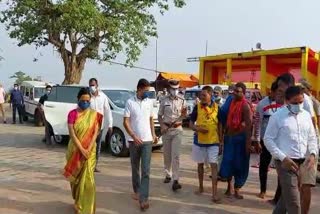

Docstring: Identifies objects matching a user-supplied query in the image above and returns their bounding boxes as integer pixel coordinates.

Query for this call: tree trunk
[61,53,86,85]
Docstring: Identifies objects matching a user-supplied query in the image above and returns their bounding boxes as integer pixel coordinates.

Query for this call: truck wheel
[34,110,43,127]
[108,128,129,157]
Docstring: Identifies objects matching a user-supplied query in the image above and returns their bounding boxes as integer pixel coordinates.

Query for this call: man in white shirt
[276,73,318,214]
[123,79,157,211]
[89,78,113,172]
[264,86,318,214]
[0,83,6,123]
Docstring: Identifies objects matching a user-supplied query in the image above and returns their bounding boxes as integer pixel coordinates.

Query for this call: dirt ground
[0,105,319,214]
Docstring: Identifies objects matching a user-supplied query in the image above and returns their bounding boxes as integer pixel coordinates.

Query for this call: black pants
[12,104,23,123]
[259,140,281,201]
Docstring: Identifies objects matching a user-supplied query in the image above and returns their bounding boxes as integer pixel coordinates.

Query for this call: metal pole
[155,39,158,91]
[205,40,208,56]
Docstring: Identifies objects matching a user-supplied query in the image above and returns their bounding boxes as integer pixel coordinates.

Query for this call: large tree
[0,0,185,84]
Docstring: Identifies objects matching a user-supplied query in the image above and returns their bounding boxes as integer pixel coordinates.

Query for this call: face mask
[14,87,18,90]
[89,86,97,94]
[141,91,149,100]
[214,95,221,100]
[78,100,91,110]
[46,90,51,95]
[289,103,303,114]
[169,89,179,97]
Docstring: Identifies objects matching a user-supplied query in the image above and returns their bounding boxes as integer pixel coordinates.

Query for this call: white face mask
[169,88,179,97]
[14,87,18,90]
[289,103,303,114]
[90,86,97,94]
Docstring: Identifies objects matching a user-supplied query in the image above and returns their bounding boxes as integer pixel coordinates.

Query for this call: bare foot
[194,187,204,195]
[234,192,244,200]
[225,189,233,198]
[212,196,222,204]
[131,193,139,200]
[258,192,265,199]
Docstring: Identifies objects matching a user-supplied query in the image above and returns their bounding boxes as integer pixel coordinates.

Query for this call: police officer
[158,79,187,191]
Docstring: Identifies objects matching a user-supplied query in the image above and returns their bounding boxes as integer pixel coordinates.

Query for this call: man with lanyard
[89,78,113,172]
[253,81,282,201]
[39,85,53,144]
[190,86,222,203]
[158,79,187,191]
[264,86,318,214]
[276,73,317,214]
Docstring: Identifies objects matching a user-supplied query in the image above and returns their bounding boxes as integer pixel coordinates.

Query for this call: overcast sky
[1,0,320,89]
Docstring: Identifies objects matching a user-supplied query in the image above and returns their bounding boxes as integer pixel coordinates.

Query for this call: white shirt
[264,107,318,161]
[303,93,315,117]
[124,96,153,142]
[90,90,113,129]
[0,87,5,104]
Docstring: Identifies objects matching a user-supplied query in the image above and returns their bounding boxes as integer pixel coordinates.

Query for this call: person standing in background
[0,83,7,123]
[10,83,24,124]
[213,86,225,106]
[158,79,187,192]
[39,85,53,144]
[88,78,113,173]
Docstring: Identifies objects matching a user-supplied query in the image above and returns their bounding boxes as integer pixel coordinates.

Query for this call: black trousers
[12,104,23,123]
[259,140,281,202]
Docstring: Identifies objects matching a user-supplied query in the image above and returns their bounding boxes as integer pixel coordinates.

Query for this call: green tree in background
[0,0,186,84]
[10,71,33,85]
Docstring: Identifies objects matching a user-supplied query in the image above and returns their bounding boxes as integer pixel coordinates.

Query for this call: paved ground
[0,106,319,214]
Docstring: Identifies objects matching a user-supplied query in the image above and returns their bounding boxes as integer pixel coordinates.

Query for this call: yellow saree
[63,109,102,214]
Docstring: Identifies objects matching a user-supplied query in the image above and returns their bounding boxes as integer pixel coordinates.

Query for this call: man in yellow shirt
[189,86,223,203]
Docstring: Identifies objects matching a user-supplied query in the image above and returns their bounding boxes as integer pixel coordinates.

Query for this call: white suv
[44,85,162,157]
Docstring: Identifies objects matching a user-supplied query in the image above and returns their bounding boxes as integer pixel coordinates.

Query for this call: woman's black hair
[77,87,91,100]
[285,86,303,100]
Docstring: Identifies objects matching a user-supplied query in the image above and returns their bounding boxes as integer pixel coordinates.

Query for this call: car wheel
[34,110,44,127]
[53,135,69,144]
[108,128,129,157]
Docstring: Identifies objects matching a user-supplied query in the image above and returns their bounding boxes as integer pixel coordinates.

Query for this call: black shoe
[94,168,101,173]
[3,121,7,124]
[172,180,182,192]
[164,176,171,183]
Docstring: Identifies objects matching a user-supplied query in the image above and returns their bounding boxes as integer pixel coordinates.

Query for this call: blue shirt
[10,90,24,105]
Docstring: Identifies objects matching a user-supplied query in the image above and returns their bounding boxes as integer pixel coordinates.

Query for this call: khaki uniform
[158,95,185,181]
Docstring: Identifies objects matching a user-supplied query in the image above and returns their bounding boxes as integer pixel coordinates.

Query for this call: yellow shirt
[196,103,219,144]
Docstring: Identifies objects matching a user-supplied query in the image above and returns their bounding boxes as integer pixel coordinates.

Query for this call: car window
[103,90,134,109]
[56,87,80,103]
[34,87,46,99]
[47,87,57,102]
[185,90,199,100]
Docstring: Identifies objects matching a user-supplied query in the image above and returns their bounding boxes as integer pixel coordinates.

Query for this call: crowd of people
[1,73,319,214]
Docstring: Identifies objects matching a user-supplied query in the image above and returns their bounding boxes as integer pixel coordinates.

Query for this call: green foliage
[0,0,186,65]
[10,71,33,85]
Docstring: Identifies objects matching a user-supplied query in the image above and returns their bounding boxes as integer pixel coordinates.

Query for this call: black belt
[291,158,305,165]
[164,122,182,128]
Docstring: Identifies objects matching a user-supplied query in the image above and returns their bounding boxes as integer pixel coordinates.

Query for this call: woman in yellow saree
[63,88,103,214]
